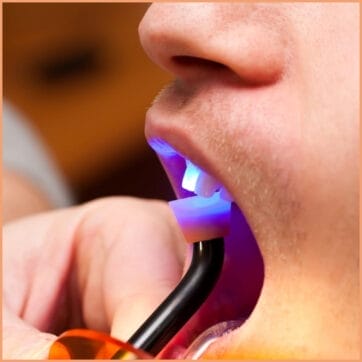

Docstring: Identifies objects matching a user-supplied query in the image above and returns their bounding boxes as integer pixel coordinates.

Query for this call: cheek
[201,82,304,231]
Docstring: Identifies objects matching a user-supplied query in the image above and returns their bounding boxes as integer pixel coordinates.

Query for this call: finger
[3,208,83,333]
[3,304,57,359]
[3,197,187,357]
[73,197,187,340]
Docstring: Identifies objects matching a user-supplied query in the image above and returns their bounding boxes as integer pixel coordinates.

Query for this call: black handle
[112,238,224,358]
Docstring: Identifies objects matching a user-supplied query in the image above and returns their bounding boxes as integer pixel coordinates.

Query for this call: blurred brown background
[3,3,175,203]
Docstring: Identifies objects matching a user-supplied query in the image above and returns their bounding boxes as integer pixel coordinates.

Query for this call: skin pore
[139,2,359,358]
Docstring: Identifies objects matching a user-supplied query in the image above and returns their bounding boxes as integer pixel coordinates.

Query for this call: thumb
[3,304,56,359]
[110,287,176,342]
[97,202,189,343]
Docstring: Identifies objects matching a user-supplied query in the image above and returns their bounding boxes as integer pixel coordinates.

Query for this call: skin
[3,2,359,359]
[3,197,187,358]
[139,2,359,359]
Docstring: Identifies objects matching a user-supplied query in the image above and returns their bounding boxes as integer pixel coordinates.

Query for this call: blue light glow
[182,191,231,216]
[148,138,178,156]
[182,159,202,193]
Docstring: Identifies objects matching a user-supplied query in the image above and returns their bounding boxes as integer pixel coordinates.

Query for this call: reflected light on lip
[148,138,178,157]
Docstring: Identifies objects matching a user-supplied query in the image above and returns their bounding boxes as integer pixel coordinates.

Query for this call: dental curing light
[114,161,231,357]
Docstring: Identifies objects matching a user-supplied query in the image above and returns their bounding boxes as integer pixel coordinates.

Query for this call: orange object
[48,329,153,360]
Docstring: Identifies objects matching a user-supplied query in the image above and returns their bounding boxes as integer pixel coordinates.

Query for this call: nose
[139,3,288,85]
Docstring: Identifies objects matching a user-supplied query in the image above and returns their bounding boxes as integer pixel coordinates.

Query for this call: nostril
[172,55,228,72]
[171,56,241,83]
[171,55,267,85]
[171,55,240,83]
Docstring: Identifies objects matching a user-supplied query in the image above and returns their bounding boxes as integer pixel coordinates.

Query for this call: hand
[3,197,187,359]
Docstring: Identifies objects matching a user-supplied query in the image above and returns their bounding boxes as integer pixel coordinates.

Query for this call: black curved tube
[112,238,224,358]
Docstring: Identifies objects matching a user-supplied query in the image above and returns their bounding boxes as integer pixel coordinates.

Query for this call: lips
[143,67,300,357]
[146,134,264,358]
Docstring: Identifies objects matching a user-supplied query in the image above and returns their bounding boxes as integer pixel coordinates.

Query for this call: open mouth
[149,138,265,359]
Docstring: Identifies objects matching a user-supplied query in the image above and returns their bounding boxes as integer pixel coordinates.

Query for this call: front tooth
[182,159,202,193]
[182,159,220,197]
[195,172,220,197]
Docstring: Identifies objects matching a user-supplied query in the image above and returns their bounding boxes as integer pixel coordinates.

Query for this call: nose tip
[139,3,288,85]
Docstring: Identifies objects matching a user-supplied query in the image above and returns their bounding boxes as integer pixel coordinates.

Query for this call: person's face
[139,3,359,359]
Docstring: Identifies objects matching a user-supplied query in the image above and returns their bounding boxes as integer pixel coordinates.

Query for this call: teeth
[182,159,234,202]
[195,172,221,197]
[182,160,202,193]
